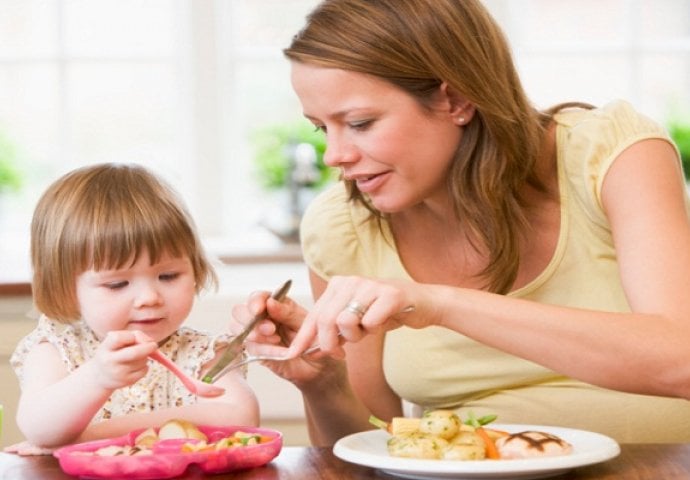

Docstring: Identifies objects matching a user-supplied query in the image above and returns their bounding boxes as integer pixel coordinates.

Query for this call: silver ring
[344,300,368,318]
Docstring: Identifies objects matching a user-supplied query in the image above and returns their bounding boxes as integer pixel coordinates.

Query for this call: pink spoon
[135,331,225,398]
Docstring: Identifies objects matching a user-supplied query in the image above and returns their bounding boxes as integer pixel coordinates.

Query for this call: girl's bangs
[86,207,194,272]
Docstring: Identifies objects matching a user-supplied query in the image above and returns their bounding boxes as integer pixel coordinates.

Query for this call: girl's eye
[160,272,180,282]
[105,281,128,290]
[313,124,326,133]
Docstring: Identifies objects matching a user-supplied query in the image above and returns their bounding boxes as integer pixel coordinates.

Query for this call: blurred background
[0,0,689,447]
[0,0,689,268]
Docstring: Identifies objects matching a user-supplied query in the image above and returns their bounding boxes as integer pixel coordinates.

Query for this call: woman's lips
[354,171,390,193]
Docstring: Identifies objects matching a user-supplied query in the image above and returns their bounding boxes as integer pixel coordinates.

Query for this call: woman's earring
[456,116,465,125]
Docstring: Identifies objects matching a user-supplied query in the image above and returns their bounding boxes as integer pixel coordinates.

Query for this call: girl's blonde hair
[31,163,217,322]
[285,0,557,293]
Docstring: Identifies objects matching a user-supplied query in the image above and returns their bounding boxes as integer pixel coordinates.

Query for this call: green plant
[0,131,22,193]
[251,120,336,190]
[668,120,690,181]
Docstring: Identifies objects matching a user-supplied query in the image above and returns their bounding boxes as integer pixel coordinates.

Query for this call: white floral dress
[11,315,231,423]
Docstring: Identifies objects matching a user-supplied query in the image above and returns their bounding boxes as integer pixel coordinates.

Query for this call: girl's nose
[134,283,163,307]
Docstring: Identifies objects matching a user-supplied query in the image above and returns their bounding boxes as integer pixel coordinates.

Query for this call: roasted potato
[387,431,449,459]
[419,409,461,440]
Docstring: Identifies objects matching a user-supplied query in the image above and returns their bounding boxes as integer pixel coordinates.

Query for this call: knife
[202,279,292,384]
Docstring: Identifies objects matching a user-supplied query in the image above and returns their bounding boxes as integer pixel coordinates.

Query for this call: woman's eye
[313,124,326,133]
[350,120,372,131]
[160,272,180,282]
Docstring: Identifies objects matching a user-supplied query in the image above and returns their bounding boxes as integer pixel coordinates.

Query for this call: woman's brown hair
[285,0,556,293]
[31,163,217,322]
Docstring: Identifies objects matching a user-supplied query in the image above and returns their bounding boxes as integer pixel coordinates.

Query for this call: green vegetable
[368,415,389,431]
[464,411,497,428]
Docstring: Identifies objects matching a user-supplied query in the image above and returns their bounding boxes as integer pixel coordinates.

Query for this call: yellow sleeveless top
[300,100,690,442]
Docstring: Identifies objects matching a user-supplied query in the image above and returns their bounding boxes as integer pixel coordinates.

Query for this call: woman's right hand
[231,290,347,388]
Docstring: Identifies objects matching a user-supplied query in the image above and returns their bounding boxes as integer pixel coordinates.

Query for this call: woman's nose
[322,133,357,167]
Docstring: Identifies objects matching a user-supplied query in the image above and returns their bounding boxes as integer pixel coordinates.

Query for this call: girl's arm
[16,332,157,447]
[18,336,258,448]
[77,368,259,443]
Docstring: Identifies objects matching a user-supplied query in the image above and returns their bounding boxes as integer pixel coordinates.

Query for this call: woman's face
[291,62,463,213]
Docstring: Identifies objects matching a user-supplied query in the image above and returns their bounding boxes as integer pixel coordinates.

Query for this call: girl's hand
[3,440,54,456]
[90,331,158,390]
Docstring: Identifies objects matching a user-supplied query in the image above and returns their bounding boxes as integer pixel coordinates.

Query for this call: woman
[237,0,690,445]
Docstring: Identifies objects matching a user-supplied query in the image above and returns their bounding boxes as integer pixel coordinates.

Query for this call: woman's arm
[437,138,690,398]
[288,138,690,400]
[301,270,402,446]
[232,270,403,446]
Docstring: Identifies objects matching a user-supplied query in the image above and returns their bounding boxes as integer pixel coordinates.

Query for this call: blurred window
[0,0,688,269]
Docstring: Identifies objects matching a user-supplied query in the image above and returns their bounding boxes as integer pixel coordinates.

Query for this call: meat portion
[495,431,573,459]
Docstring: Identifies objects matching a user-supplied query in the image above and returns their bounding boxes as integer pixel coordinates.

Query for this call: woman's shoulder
[555,100,669,146]
[554,100,674,220]
[300,182,391,278]
[301,182,353,232]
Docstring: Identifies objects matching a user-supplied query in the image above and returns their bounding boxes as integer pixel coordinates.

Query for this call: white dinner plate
[333,424,620,480]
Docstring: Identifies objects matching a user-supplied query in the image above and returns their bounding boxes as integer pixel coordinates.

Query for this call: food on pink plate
[180,430,273,453]
[72,419,273,457]
[54,424,284,479]
[157,418,207,442]
[92,418,209,455]
[495,430,573,459]
[133,427,158,448]
[83,444,154,457]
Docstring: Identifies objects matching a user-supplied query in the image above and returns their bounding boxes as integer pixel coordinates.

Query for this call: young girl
[7,163,258,454]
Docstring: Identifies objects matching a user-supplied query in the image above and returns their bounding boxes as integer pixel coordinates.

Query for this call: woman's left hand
[286,276,437,358]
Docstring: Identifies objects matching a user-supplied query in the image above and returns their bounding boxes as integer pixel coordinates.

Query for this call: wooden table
[2,444,690,479]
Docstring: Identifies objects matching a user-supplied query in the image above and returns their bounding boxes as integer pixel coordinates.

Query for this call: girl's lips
[130,318,164,325]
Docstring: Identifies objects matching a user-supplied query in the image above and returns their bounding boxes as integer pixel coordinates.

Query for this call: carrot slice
[476,427,500,459]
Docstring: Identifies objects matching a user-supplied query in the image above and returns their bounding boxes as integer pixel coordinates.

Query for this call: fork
[203,279,292,383]
[211,343,323,376]
[211,304,415,377]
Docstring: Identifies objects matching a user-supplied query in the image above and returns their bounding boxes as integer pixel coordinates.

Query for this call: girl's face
[291,62,463,213]
[75,250,196,342]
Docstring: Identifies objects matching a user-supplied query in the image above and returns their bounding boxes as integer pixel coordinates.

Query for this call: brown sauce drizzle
[503,431,568,452]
